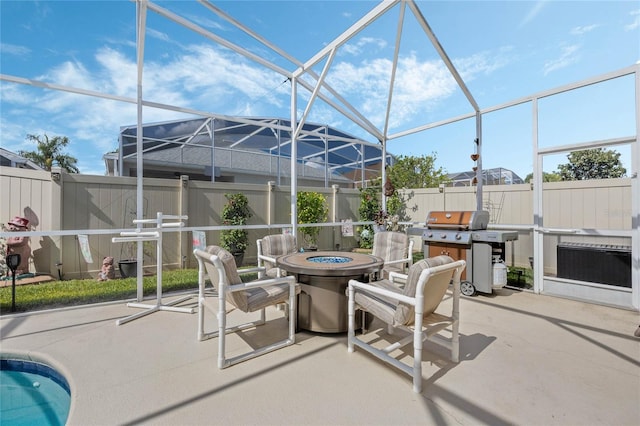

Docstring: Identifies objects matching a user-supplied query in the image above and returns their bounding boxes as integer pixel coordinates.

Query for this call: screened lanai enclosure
[0,0,638,311]
[111,116,390,187]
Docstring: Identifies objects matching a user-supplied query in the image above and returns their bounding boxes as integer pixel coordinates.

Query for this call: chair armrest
[388,271,408,285]
[257,254,277,264]
[237,266,266,275]
[348,279,415,306]
[194,248,215,262]
[384,257,411,267]
[228,275,296,292]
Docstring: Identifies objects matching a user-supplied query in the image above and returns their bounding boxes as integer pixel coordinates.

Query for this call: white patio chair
[194,245,300,369]
[256,234,297,279]
[347,255,466,393]
[372,231,414,280]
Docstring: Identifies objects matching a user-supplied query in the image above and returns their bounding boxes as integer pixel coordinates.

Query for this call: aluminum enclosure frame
[0,0,637,309]
[133,1,639,309]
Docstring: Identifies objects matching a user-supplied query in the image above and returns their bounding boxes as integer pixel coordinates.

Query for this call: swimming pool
[0,355,71,426]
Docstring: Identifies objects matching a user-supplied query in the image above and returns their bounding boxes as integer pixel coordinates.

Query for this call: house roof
[447,167,524,186]
[0,148,44,171]
[117,116,391,184]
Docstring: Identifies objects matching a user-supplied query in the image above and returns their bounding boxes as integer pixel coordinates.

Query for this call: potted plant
[220,193,252,266]
[373,209,389,233]
[297,191,328,250]
[118,244,138,278]
[118,240,155,278]
[118,197,151,278]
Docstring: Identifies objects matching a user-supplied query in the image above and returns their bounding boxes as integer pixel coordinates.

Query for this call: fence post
[267,181,276,227]
[50,167,64,278]
[179,175,189,268]
[332,184,340,250]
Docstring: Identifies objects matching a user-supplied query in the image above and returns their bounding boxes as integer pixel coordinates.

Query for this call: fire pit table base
[297,274,366,333]
[276,251,383,333]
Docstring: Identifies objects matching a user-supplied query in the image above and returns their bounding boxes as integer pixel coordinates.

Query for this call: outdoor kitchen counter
[276,251,383,333]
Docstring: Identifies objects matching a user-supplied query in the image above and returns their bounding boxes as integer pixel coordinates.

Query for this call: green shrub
[297,191,328,248]
[220,193,252,253]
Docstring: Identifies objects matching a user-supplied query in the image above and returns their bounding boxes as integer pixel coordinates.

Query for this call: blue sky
[1,0,638,179]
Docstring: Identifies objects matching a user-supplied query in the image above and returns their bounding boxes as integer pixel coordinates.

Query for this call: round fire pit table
[276,251,383,333]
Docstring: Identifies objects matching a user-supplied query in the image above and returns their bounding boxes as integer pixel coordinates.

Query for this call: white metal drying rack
[112,212,194,325]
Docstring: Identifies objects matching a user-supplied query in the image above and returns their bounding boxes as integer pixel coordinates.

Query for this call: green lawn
[506,266,533,289]
[0,269,201,314]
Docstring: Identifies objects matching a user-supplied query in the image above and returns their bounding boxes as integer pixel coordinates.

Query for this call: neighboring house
[104,116,391,188]
[446,167,524,187]
[0,148,44,171]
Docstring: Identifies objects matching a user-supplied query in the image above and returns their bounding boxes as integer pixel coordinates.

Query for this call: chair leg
[451,319,459,363]
[197,295,206,341]
[217,297,227,369]
[412,327,423,393]
[347,285,355,352]
[288,284,296,342]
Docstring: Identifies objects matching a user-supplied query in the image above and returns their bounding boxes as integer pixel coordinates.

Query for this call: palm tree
[19,133,79,173]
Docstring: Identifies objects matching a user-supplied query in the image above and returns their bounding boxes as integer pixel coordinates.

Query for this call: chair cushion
[373,232,409,275]
[245,283,300,313]
[262,234,297,273]
[394,255,453,326]
[204,245,299,313]
[354,279,403,325]
[204,245,247,311]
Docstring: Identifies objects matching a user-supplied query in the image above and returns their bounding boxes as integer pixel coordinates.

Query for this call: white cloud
[324,48,508,131]
[146,28,171,43]
[0,34,509,173]
[543,44,581,75]
[0,42,292,173]
[95,48,137,96]
[341,37,387,57]
[0,43,31,56]
[186,14,226,32]
[624,9,640,31]
[519,0,549,28]
[142,43,286,113]
[570,24,600,36]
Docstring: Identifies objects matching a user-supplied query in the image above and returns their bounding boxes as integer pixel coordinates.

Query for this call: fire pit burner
[308,256,352,264]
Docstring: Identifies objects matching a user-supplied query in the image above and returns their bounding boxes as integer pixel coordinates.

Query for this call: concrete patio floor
[1,287,638,425]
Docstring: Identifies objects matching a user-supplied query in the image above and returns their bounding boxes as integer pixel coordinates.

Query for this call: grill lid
[426,210,489,231]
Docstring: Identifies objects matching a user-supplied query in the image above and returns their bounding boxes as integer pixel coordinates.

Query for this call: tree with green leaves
[355,154,448,248]
[18,133,79,173]
[386,154,449,189]
[220,193,252,254]
[524,172,562,183]
[385,153,449,227]
[297,191,328,249]
[557,148,626,181]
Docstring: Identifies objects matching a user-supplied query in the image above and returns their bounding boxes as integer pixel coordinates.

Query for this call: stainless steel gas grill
[410,210,518,296]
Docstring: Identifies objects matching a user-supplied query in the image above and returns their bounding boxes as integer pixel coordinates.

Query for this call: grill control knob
[440,233,447,239]
[426,232,433,238]
[455,233,462,240]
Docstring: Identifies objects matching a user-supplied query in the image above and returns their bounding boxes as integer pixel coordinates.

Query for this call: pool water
[0,359,71,426]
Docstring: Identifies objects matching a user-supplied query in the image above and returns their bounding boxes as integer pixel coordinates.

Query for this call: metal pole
[290,77,298,240]
[11,270,16,312]
[7,253,20,312]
